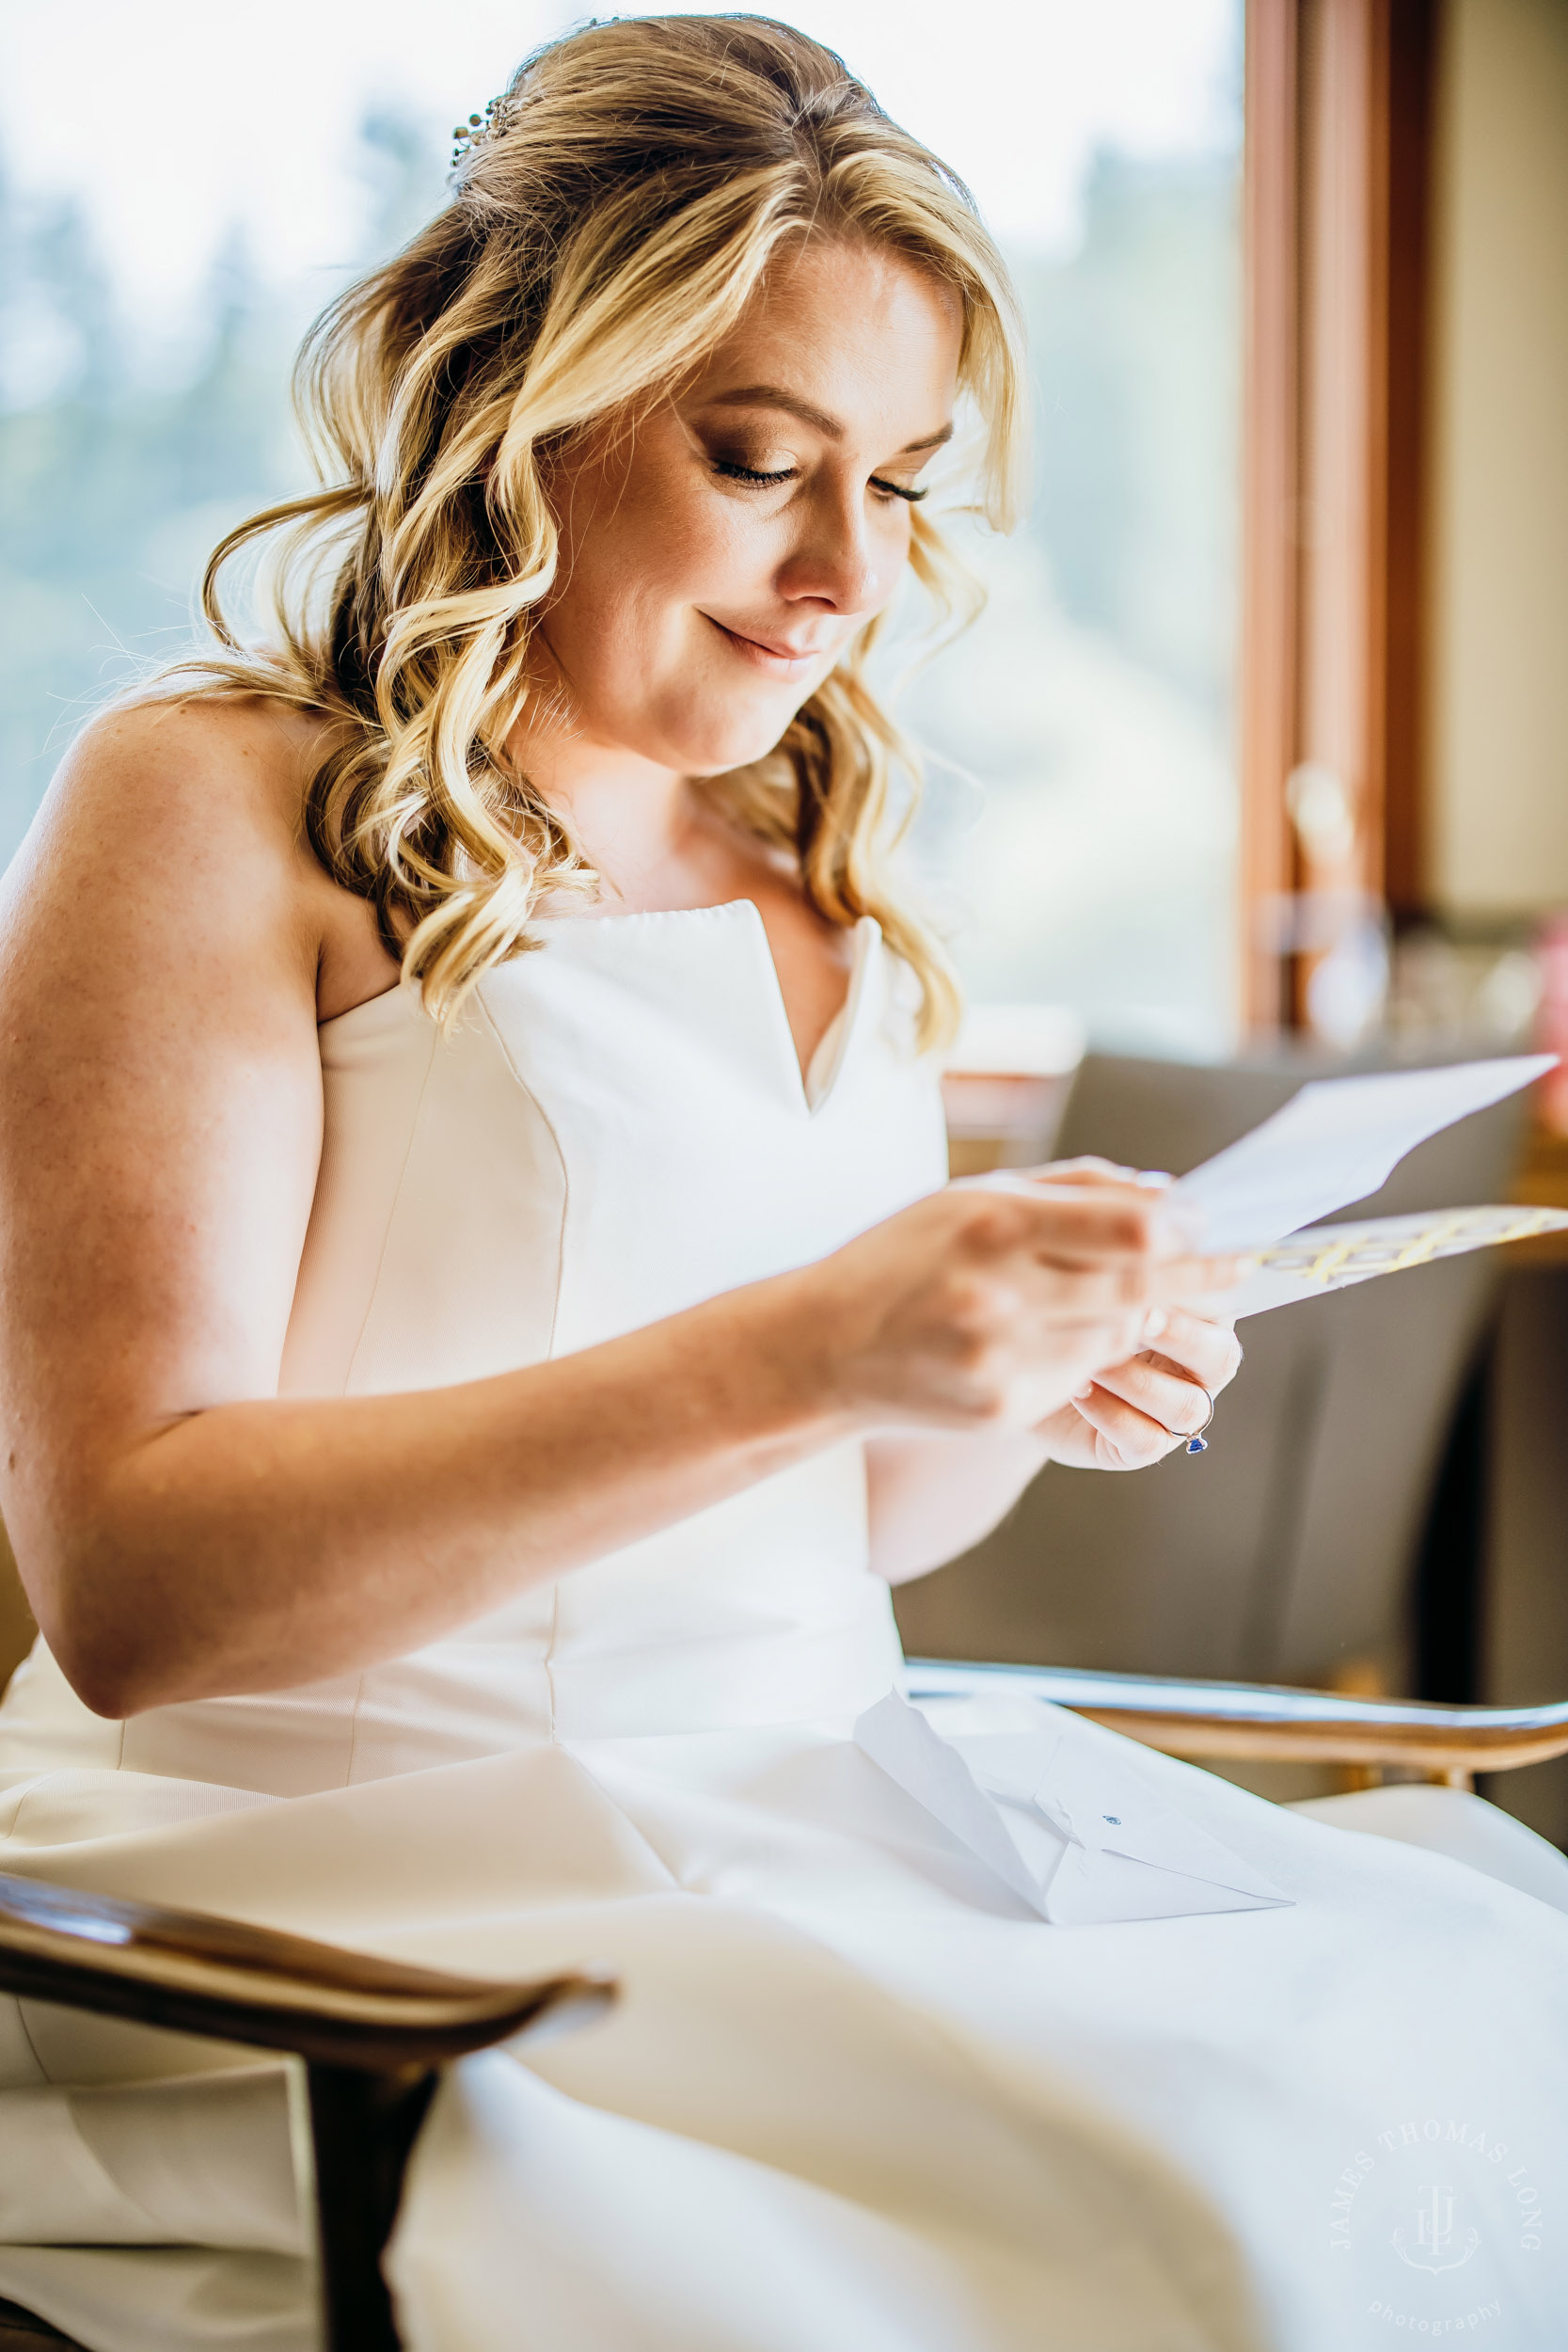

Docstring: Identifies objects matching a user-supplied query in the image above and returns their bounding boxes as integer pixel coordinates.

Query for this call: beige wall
[1428,0,1568,915]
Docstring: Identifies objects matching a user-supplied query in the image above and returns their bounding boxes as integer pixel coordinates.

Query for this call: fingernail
[1073,1382,1095,1400]
[1142,1308,1167,1342]
[1132,1168,1174,1188]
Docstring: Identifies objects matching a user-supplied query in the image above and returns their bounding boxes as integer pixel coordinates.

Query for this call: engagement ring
[1183,1388,1215,1455]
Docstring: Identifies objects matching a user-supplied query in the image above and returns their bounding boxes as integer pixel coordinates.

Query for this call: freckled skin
[528,240,957,780]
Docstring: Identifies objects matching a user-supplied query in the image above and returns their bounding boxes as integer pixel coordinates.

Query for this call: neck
[506,707,695,911]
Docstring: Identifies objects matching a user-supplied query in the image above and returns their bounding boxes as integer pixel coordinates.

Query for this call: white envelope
[1170,1054,1555,1254]
[854,1690,1291,1926]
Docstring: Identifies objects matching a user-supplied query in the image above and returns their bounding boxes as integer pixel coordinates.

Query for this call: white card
[854,1691,1291,1926]
[1227,1203,1568,1318]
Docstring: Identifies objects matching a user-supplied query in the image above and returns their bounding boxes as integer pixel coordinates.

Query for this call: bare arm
[0,702,1243,1717]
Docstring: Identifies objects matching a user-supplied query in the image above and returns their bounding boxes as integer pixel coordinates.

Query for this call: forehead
[684,239,962,439]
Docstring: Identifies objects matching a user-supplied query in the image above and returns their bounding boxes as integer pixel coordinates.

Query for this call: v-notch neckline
[733,899,878,1118]
[320,899,882,1120]
[526,897,879,1114]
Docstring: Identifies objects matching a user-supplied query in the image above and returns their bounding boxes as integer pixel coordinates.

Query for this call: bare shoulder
[5,691,311,943]
[0,692,359,1573]
[0,691,389,1021]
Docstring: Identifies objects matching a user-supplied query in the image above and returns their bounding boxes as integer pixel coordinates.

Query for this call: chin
[662,690,816,778]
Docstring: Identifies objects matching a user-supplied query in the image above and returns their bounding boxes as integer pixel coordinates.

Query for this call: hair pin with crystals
[451,96,504,171]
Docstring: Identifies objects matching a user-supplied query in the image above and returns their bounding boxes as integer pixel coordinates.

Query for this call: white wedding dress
[1,902,1566,2352]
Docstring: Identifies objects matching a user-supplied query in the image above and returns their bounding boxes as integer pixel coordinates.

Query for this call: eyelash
[712,459,927,505]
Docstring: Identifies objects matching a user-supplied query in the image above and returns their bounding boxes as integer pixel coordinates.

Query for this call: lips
[703,615,833,674]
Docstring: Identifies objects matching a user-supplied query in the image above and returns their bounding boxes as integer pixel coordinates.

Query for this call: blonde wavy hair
[185,12,1026,1045]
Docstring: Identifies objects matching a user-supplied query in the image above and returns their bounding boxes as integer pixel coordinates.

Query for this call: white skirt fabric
[2,1706,1566,2352]
[2,908,1564,2350]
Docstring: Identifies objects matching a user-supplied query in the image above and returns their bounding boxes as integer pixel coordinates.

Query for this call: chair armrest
[0,1870,614,2071]
[902,1659,1568,1777]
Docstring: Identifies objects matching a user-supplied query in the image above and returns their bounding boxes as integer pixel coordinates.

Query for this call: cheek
[552,486,744,661]
[638,496,761,612]
[538,462,842,767]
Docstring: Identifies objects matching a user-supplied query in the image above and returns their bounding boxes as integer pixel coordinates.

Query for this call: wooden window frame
[1241,0,1438,1032]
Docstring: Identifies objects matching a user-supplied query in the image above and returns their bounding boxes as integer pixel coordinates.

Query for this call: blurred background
[2,3,1566,1829]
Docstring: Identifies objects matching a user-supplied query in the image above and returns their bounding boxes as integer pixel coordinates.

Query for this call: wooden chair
[6,1657,1568,2351]
[0,1879,614,2352]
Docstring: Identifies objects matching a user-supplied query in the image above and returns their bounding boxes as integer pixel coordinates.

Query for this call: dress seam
[544,1586,561,1744]
[340,1014,442,1392]
[343,1673,369,1788]
[473,984,570,1741]
[338,1013,439,1787]
[473,985,570,1364]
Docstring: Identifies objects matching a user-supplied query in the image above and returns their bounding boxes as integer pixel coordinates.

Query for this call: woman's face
[531,238,963,778]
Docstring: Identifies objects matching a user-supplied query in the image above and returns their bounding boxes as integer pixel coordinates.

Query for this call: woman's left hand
[1034,1307,1243,1471]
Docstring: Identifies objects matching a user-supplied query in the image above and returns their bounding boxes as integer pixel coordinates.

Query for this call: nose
[775,482,888,619]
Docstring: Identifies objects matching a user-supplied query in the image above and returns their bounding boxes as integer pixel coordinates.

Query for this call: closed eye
[714,460,799,487]
[714,459,927,505]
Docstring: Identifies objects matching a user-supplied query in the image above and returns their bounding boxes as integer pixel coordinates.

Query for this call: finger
[1087,1355,1215,1436]
[1017,1192,1244,1279]
[1137,1307,1243,1390]
[958,1184,1178,1272]
[1017,1157,1173,1189]
[976,1169,1172,1222]
[952,1184,1253,1312]
[950,1175,1165,1260]
[1028,1251,1256,1321]
[1148,1253,1254,1303]
[1069,1383,1180,1466]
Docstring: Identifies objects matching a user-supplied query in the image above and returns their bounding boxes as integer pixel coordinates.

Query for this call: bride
[0,17,1563,2349]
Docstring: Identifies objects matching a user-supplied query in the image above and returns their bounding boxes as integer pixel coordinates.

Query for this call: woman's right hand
[793,1169,1250,1436]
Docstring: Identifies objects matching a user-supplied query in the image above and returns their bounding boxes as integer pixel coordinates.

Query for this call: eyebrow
[698,383,954,456]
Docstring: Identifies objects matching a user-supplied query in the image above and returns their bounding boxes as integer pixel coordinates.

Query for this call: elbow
[8,1455,216,1717]
[16,1531,176,1722]
[43,1612,165,1722]
[57,1650,152,1724]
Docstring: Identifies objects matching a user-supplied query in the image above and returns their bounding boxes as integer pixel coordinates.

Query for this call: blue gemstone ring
[1184,1387,1216,1456]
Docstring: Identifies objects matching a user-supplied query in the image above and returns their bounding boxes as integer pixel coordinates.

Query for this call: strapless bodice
[0,904,946,1791]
